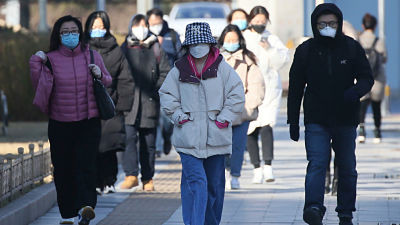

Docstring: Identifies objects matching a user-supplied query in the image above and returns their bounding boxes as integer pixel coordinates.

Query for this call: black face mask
[251,24,266,34]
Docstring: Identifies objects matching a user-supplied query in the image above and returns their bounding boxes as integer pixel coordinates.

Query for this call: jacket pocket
[206,113,232,147]
[172,120,197,149]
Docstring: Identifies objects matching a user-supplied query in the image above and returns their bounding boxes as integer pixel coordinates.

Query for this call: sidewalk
[30,112,400,225]
[164,113,400,225]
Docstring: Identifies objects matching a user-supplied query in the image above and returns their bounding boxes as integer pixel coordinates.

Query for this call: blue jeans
[225,121,250,177]
[179,153,225,225]
[304,124,357,218]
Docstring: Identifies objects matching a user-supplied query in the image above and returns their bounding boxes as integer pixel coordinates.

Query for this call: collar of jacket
[58,43,85,57]
[126,34,158,48]
[176,52,223,84]
[222,49,244,61]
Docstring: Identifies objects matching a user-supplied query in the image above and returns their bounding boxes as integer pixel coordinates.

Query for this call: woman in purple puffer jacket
[29,15,111,225]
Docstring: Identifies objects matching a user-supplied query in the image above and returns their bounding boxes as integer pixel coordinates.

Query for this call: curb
[0,183,56,225]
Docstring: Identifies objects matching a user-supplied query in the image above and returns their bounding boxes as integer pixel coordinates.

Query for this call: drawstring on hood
[311,3,344,44]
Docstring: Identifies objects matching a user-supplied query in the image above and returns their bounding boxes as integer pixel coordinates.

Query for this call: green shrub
[0,31,49,121]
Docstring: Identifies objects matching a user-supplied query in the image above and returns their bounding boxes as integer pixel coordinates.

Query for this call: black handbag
[90,50,116,120]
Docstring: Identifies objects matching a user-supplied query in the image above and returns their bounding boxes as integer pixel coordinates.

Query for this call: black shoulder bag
[90,50,116,120]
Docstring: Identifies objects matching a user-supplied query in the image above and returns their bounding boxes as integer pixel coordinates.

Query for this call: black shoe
[339,217,353,225]
[163,139,172,155]
[303,207,323,225]
[358,124,366,143]
[78,206,95,225]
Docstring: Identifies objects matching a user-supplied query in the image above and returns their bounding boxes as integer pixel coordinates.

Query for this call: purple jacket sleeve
[29,54,53,114]
[29,55,44,90]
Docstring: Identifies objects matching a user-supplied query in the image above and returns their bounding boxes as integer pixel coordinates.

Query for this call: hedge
[0,30,49,121]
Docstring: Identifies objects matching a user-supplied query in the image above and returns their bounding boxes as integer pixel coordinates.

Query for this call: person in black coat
[146,8,183,156]
[287,3,374,224]
[120,14,170,191]
[84,11,135,194]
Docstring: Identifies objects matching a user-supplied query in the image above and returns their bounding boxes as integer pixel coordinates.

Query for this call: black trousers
[48,118,101,218]
[122,125,156,181]
[360,99,382,129]
[247,125,274,168]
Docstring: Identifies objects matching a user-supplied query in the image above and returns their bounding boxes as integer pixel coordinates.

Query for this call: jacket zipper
[72,55,79,121]
[327,49,333,76]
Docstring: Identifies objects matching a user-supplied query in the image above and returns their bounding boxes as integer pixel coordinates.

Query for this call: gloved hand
[290,124,300,142]
[88,64,102,79]
[344,87,359,103]
[35,51,47,63]
[215,120,229,129]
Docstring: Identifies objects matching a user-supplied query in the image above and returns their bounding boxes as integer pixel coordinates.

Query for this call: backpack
[364,37,381,78]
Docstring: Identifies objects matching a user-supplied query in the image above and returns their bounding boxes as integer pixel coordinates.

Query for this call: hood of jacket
[159,20,170,37]
[89,35,119,54]
[311,3,344,43]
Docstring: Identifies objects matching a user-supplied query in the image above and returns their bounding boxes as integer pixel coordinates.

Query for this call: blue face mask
[231,20,248,31]
[90,29,107,38]
[61,33,80,49]
[223,42,240,53]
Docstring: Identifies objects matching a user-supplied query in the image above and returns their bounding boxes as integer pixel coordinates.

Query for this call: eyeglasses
[60,30,79,35]
[317,21,338,29]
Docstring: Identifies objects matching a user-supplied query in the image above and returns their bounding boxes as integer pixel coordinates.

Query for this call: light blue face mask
[223,42,240,53]
[61,33,80,49]
[90,29,107,38]
[231,20,248,31]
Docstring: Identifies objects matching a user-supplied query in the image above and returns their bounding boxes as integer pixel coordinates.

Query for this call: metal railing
[0,142,52,206]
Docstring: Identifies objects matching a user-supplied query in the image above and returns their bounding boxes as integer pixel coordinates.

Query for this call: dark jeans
[122,125,156,181]
[48,118,100,218]
[96,151,118,189]
[180,153,225,225]
[247,125,274,168]
[304,124,357,218]
[360,99,382,128]
[156,110,173,151]
[225,121,250,177]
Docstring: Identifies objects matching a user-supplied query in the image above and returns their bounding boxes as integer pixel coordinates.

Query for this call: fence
[0,142,52,206]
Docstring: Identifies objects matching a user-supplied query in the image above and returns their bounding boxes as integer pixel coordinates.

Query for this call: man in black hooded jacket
[287,4,374,225]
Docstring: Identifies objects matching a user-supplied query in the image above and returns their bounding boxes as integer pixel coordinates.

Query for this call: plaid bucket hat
[182,22,217,46]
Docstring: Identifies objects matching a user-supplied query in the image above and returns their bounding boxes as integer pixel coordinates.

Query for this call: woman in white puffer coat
[243,6,289,184]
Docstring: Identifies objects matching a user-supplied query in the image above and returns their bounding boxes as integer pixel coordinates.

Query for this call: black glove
[344,87,359,103]
[290,124,300,142]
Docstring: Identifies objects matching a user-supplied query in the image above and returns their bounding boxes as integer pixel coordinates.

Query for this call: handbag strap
[89,49,94,64]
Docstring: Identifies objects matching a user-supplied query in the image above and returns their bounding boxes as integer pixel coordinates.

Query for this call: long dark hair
[218,24,257,65]
[84,11,111,42]
[226,8,248,23]
[248,6,270,23]
[49,15,86,52]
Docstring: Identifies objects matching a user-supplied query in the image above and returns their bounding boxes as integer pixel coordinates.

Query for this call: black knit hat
[182,22,217,46]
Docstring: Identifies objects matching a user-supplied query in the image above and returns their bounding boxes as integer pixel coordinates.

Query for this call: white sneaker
[357,135,366,143]
[373,137,382,144]
[59,218,74,224]
[225,169,231,190]
[230,176,240,189]
[103,185,116,194]
[78,206,95,225]
[252,167,263,184]
[264,165,275,182]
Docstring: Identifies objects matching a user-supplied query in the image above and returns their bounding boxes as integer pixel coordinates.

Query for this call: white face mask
[319,26,337,38]
[131,26,149,41]
[189,44,210,58]
[149,24,163,35]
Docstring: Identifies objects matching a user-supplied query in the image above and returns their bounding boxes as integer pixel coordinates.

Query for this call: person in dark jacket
[287,4,374,225]
[146,8,182,156]
[84,11,135,194]
[120,14,170,191]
